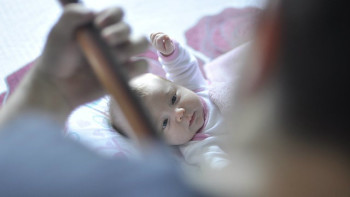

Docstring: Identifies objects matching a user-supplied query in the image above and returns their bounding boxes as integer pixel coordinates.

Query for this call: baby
[109,32,229,169]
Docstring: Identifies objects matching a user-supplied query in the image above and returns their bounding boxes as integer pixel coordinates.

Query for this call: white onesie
[158,41,229,169]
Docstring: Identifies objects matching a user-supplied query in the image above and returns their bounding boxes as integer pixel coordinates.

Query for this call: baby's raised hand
[150,32,175,56]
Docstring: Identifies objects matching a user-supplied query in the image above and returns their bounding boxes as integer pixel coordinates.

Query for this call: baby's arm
[150,32,206,91]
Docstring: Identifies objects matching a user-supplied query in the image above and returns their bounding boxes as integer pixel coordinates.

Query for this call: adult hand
[0,4,149,127]
[36,4,149,109]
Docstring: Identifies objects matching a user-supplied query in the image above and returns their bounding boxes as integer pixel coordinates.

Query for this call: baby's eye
[171,94,177,105]
[162,119,168,130]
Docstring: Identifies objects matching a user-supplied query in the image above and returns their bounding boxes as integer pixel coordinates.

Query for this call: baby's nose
[175,108,185,122]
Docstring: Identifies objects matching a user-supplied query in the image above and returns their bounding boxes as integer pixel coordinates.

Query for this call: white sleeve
[158,41,207,91]
[180,137,230,169]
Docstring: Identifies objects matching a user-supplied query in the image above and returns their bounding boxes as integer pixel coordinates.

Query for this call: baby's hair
[108,73,157,137]
[129,80,150,99]
[108,89,147,138]
[129,73,166,98]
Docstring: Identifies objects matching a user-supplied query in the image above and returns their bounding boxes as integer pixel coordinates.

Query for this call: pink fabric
[185,7,261,59]
[204,42,252,114]
[6,62,34,94]
[191,133,210,141]
[185,7,261,114]
[0,61,34,108]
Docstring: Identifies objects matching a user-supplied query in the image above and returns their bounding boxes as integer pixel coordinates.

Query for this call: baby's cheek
[164,129,191,145]
[164,129,179,145]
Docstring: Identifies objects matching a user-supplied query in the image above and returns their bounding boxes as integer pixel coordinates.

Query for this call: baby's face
[132,74,205,145]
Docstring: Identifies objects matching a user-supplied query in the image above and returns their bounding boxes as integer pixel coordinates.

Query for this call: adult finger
[102,22,131,46]
[150,32,163,42]
[125,59,149,78]
[94,7,124,29]
[113,36,149,62]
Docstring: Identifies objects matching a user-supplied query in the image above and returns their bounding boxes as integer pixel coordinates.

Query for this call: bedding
[0,7,261,157]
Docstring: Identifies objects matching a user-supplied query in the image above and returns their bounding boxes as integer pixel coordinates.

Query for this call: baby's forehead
[146,78,173,98]
[136,74,172,92]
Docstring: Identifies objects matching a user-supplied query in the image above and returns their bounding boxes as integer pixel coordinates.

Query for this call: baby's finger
[151,35,158,47]
[164,39,174,52]
[155,34,166,50]
[94,7,124,29]
[102,22,131,46]
[113,36,149,62]
[150,32,163,42]
[150,33,156,41]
